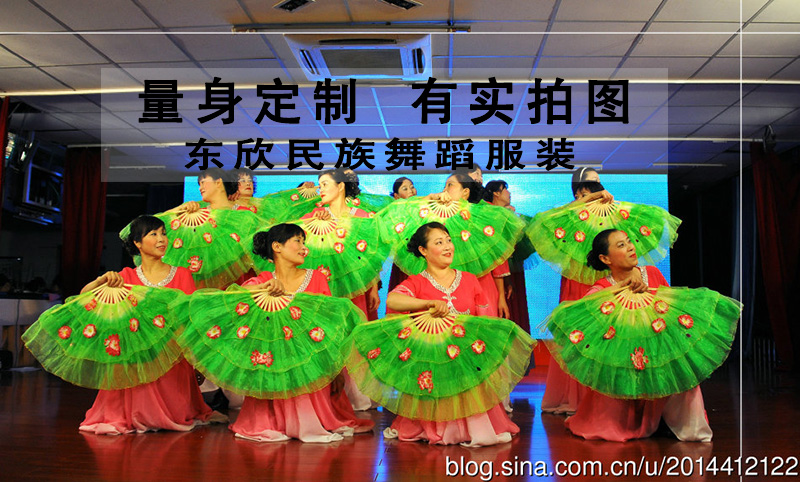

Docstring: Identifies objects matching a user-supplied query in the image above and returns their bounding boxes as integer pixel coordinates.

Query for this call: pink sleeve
[242,271,273,286]
[491,260,510,278]
[475,289,491,316]
[301,207,325,220]
[585,285,603,296]
[169,267,197,295]
[311,270,332,296]
[391,276,418,298]
[647,266,669,288]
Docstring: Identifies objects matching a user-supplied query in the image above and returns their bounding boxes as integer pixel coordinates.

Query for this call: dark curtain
[0,96,9,233]
[751,142,800,369]
[62,148,107,297]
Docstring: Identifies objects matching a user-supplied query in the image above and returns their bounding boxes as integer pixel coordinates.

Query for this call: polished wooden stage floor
[1,361,797,481]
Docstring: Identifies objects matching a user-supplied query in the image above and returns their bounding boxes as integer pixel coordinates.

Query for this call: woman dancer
[387,176,418,292]
[348,223,532,446]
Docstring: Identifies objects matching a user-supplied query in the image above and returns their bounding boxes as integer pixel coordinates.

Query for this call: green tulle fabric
[346,312,534,421]
[376,198,526,277]
[526,199,682,284]
[22,284,186,390]
[121,208,259,289]
[258,188,392,223]
[173,286,365,399]
[546,285,741,399]
[247,213,390,299]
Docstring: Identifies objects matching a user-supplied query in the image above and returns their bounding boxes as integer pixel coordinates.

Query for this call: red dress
[385,270,520,446]
[80,266,218,435]
[229,269,375,442]
[564,265,713,442]
[476,261,510,318]
[540,277,593,414]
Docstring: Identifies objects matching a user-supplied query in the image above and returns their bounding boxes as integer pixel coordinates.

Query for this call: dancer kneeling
[347,223,534,447]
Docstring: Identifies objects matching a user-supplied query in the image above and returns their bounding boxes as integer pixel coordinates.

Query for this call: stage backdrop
[183,173,670,336]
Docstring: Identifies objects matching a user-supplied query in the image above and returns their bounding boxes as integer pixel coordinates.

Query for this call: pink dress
[564,265,713,442]
[80,266,217,435]
[229,269,375,442]
[385,270,520,446]
[540,277,592,414]
[476,261,511,318]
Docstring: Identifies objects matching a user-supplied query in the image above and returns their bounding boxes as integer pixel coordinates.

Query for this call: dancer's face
[318,174,344,204]
[469,168,483,184]
[273,235,308,266]
[135,226,168,258]
[443,176,469,201]
[493,186,511,206]
[394,179,417,199]
[419,228,454,267]
[599,231,638,270]
[198,175,222,202]
[237,174,254,198]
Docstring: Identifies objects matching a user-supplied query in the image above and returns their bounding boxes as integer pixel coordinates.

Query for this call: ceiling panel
[720,23,800,57]
[621,57,709,80]
[633,23,737,57]
[753,0,800,22]
[136,0,249,28]
[175,33,276,62]
[545,23,643,57]
[0,34,108,66]
[35,0,157,31]
[0,2,67,31]
[694,56,795,80]
[455,1,554,22]
[0,67,70,92]
[654,0,769,22]
[87,32,191,63]
[453,33,544,57]
[554,0,662,22]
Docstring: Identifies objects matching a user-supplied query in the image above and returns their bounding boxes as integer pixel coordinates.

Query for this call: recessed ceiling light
[378,0,422,10]
[274,0,314,13]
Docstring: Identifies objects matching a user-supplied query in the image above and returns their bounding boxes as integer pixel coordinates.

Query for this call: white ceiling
[2,0,799,185]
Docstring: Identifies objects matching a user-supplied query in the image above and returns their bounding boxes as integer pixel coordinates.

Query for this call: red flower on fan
[202,232,213,244]
[351,198,361,206]
[317,266,332,281]
[152,315,166,329]
[248,206,257,213]
[368,212,376,218]
[206,325,221,339]
[654,300,669,314]
[236,302,250,316]
[170,219,181,230]
[84,299,97,311]
[129,318,139,332]
[631,347,649,370]
[237,326,250,339]
[651,318,666,333]
[600,301,615,315]
[188,255,203,273]
[451,325,465,337]
[83,324,97,338]
[578,210,590,221]
[336,228,347,238]
[460,210,471,221]
[461,230,471,242]
[574,231,586,243]
[554,227,566,239]
[283,326,294,339]
[483,226,495,237]
[290,193,300,201]
[309,327,325,342]
[356,240,367,252]
[639,225,652,236]
[315,201,324,208]
[399,348,412,361]
[250,350,273,367]
[419,207,430,218]
[569,330,584,344]
[104,334,121,357]
[58,326,72,340]
[127,294,138,307]
[209,219,217,228]
[394,223,406,234]
[230,233,240,242]
[289,306,302,320]
[446,345,460,359]
[619,209,630,220]
[173,238,183,249]
[678,314,694,329]
[398,327,412,339]
[603,326,616,339]
[367,348,381,359]
[471,340,486,354]
[333,242,345,254]
[418,370,433,393]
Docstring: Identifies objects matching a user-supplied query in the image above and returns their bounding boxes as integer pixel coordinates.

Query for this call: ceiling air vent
[285,34,431,81]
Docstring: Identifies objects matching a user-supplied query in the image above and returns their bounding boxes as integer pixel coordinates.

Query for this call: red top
[120,266,196,295]
[559,277,593,302]
[301,206,370,220]
[586,265,668,295]
[242,269,331,296]
[391,270,490,316]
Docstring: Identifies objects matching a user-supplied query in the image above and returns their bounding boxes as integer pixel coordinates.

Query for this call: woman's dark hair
[571,167,599,196]
[407,222,450,258]
[125,215,166,257]
[586,229,620,271]
[573,180,605,196]
[252,223,307,262]
[391,176,413,196]
[447,173,483,204]
[199,168,238,196]
[482,179,508,202]
[319,168,361,198]
[233,169,257,192]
